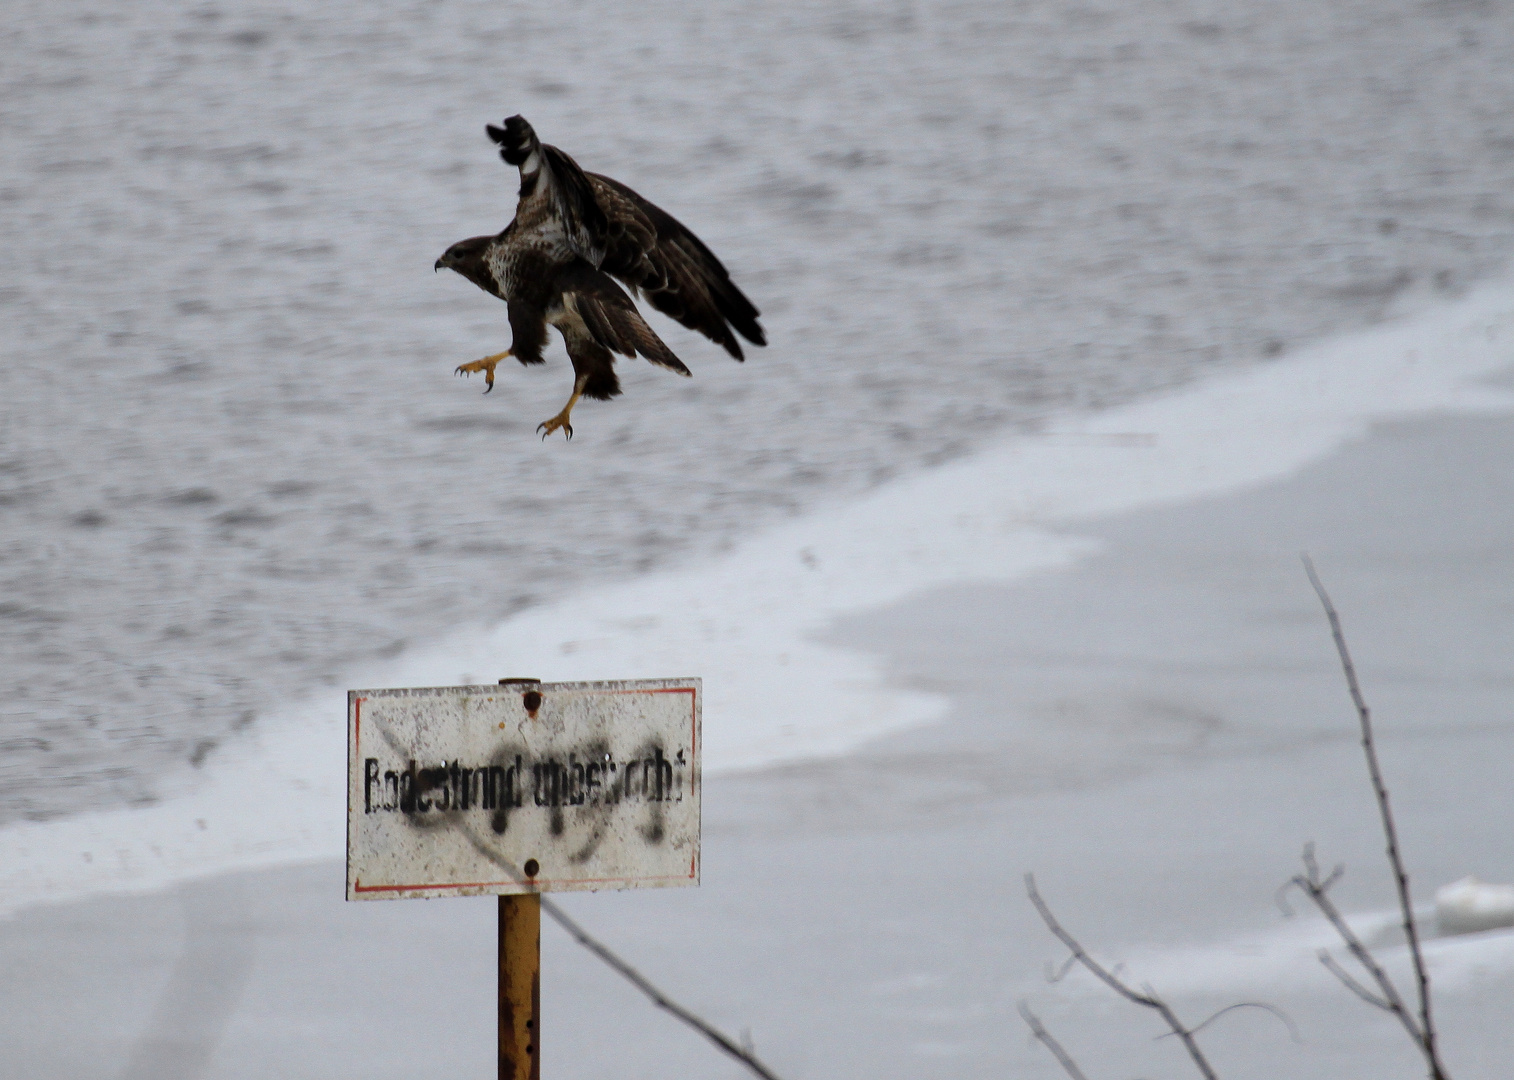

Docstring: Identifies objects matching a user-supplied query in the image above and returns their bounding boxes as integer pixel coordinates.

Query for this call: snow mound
[1436,877,1514,937]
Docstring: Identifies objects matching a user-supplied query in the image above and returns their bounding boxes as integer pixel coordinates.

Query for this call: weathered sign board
[347,678,700,899]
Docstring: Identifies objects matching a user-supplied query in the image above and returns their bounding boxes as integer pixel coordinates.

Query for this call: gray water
[4,0,1514,825]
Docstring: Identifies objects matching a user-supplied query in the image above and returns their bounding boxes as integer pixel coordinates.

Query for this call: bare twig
[1301,555,1447,1080]
[460,822,785,1080]
[1044,954,1079,984]
[540,897,786,1080]
[1026,873,1220,1080]
[1296,845,1415,1019]
[1287,845,1427,1047]
[1018,1001,1092,1080]
[1289,848,1429,1048]
[1318,949,1393,1011]
[1163,1001,1302,1044]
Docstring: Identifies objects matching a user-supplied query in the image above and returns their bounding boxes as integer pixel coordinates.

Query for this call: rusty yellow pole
[499,893,541,1080]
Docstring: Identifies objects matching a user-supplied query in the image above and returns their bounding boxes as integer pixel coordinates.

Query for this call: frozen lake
[4,325,1512,1079]
[6,3,1514,1075]
[6,0,1514,824]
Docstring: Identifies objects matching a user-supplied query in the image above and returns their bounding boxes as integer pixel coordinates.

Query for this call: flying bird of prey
[435,115,765,438]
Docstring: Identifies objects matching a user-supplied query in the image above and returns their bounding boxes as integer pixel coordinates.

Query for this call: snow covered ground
[3,272,1513,1080]
[5,276,1513,915]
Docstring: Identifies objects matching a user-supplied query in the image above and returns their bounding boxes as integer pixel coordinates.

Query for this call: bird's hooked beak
[434,257,444,272]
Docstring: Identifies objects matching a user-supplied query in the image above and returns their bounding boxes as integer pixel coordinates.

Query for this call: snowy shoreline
[4,281,1514,919]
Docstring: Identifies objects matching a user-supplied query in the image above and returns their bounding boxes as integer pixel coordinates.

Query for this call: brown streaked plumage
[435,115,764,438]
[486,115,765,361]
[435,233,686,440]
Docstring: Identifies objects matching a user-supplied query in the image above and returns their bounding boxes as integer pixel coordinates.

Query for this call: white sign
[346,679,700,899]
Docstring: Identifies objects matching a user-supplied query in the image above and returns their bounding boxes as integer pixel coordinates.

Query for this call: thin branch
[459,822,786,1080]
[1026,874,1219,1080]
[1318,950,1394,1011]
[1274,880,1297,919]
[1044,954,1079,984]
[1160,1001,1303,1045]
[540,897,787,1080]
[1285,844,1422,1046]
[1304,845,1346,895]
[1302,556,1448,1080]
[1018,1001,1092,1080]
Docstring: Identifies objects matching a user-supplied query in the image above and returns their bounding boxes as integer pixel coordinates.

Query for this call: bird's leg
[537,374,588,441]
[455,351,510,393]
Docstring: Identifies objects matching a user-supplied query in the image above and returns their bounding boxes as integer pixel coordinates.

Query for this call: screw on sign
[347,677,701,1080]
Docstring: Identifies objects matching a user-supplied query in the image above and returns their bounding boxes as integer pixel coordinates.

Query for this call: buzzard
[435,116,765,438]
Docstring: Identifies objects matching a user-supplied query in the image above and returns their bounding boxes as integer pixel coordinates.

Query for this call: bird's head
[435,235,490,273]
[435,235,499,296]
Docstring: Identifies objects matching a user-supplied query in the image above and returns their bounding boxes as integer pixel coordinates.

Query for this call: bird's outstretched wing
[486,115,765,361]
[587,172,765,361]
[486,116,607,265]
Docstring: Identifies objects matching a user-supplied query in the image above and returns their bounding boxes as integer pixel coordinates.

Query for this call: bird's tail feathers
[629,315,691,376]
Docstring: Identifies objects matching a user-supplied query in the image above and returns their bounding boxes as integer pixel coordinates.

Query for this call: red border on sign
[351,868,695,893]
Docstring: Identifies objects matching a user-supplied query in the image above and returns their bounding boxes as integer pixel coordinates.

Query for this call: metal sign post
[346,677,701,1079]
[498,891,540,1080]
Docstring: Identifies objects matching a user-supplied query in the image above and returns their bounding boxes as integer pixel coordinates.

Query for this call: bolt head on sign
[347,679,700,900]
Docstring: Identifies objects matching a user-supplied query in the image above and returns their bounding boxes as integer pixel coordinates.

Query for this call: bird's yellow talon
[536,374,586,442]
[453,351,509,394]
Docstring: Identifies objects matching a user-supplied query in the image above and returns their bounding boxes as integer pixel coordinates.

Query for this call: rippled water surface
[4,0,1514,823]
